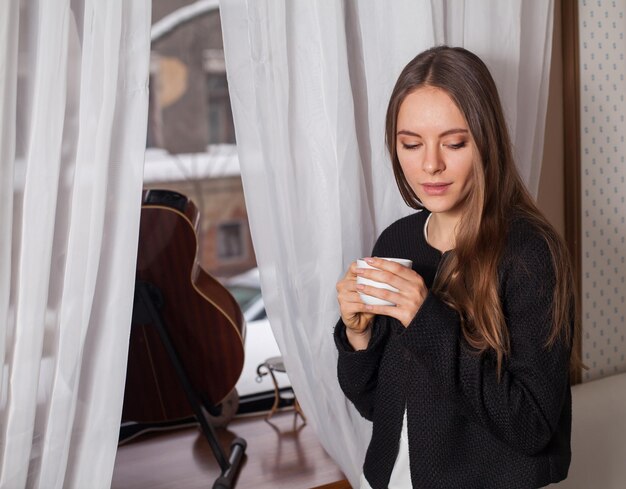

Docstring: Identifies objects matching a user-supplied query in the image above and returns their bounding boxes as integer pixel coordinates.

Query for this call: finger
[356,285,421,322]
[355,282,400,303]
[356,278,425,313]
[367,257,414,275]
[361,302,401,318]
[362,300,419,328]
[337,277,364,296]
[357,259,426,290]
[341,300,375,318]
[336,278,349,293]
[340,290,374,305]
[355,266,407,290]
[346,261,362,278]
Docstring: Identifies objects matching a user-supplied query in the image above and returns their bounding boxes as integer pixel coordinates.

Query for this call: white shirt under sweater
[359,211,432,489]
[359,409,410,489]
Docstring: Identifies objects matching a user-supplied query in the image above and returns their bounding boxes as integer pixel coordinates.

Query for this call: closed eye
[446,141,467,150]
[401,143,422,150]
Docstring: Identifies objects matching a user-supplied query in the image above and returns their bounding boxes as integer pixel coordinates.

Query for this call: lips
[421,182,452,196]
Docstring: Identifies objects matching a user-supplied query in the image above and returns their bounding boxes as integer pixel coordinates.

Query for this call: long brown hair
[385,46,581,376]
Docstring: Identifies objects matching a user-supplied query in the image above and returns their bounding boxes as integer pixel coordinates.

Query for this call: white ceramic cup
[356,257,413,306]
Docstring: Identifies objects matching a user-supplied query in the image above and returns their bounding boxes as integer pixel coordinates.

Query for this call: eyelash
[401,143,421,150]
[400,141,467,150]
[447,141,466,150]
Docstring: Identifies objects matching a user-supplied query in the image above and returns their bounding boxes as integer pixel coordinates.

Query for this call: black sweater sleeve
[334,315,390,420]
[333,233,395,421]
[401,233,572,455]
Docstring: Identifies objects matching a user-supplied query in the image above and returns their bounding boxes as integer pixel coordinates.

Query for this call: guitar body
[122,189,245,423]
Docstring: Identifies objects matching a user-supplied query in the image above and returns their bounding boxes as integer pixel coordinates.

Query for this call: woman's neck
[426,212,459,253]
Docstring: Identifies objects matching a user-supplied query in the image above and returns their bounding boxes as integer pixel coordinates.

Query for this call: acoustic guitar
[122,189,246,424]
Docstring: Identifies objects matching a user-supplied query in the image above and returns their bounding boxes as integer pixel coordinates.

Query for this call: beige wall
[542,0,626,382]
[577,0,626,381]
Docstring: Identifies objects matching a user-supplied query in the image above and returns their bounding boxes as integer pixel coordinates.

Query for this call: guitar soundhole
[144,189,188,213]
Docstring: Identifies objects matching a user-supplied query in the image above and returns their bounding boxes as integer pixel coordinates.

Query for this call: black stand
[132,280,246,489]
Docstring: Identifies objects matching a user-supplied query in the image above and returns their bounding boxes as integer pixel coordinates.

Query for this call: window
[204,49,236,144]
[217,220,247,261]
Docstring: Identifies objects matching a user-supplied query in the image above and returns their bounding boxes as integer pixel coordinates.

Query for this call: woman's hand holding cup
[337,257,428,351]
[355,257,427,328]
[336,261,378,350]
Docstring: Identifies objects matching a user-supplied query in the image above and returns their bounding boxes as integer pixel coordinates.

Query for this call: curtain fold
[220,1,554,485]
[0,0,19,435]
[0,1,151,488]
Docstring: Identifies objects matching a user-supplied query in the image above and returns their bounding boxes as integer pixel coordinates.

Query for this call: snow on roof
[143,144,240,183]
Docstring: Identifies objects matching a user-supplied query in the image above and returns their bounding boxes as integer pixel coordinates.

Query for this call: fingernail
[364,257,375,264]
[356,284,364,290]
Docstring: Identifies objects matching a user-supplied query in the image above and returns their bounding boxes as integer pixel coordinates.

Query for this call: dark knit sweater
[335,210,572,489]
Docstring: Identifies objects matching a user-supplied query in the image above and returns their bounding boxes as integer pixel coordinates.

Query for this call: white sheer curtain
[220,1,553,484]
[0,1,151,488]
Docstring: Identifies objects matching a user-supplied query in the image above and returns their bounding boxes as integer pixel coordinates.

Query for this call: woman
[334,46,580,489]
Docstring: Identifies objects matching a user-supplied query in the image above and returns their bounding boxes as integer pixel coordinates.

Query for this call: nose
[422,145,445,175]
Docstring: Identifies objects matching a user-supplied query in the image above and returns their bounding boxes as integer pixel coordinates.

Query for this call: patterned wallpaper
[579,0,626,381]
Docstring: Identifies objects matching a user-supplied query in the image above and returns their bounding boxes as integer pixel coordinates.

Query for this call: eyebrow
[396,128,469,138]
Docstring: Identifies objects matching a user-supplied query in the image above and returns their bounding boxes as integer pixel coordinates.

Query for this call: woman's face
[396,86,476,220]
